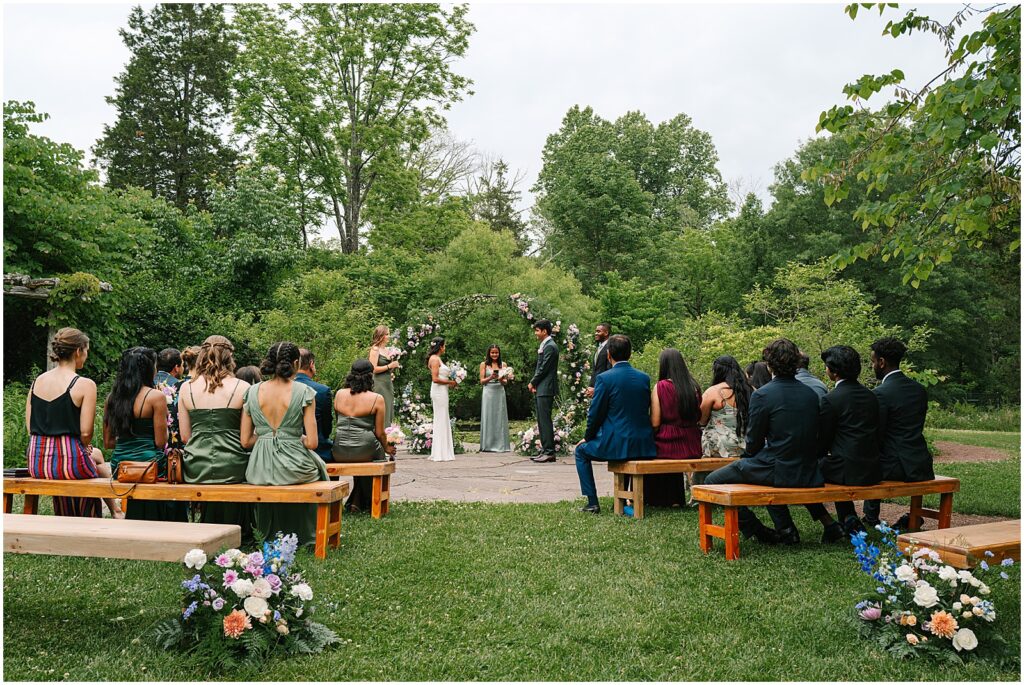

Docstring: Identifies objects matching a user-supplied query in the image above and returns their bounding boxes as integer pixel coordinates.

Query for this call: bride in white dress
[426,337,457,462]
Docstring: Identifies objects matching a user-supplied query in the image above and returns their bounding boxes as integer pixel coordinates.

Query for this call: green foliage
[93,4,238,209]
[926,403,1022,432]
[594,272,673,350]
[469,159,530,253]
[4,381,30,467]
[810,4,1020,283]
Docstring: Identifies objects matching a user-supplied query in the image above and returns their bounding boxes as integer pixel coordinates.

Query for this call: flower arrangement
[514,420,573,457]
[405,317,441,349]
[384,424,406,446]
[498,366,515,381]
[381,345,405,360]
[448,360,468,385]
[396,384,464,455]
[851,523,1015,662]
[152,534,339,668]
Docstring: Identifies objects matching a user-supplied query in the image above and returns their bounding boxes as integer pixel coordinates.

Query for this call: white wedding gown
[429,361,456,462]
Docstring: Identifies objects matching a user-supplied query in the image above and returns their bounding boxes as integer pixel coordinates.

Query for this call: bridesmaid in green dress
[241,342,328,546]
[104,347,187,522]
[332,359,397,512]
[479,345,511,452]
[368,325,399,428]
[178,335,252,540]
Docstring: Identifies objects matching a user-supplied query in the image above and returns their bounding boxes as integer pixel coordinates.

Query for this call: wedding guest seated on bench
[704,338,823,545]
[574,335,656,514]
[645,348,703,507]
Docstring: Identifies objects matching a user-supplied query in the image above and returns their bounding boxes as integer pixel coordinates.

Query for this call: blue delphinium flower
[180,574,202,593]
[980,560,990,571]
[888,595,898,603]
[182,601,199,620]
[876,586,885,594]
[1000,572,1009,579]
[274,610,281,621]
[1001,558,1014,567]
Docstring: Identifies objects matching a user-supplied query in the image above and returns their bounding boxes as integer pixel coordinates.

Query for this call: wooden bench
[691,476,960,560]
[325,460,395,519]
[3,477,348,560]
[898,520,1020,569]
[607,458,737,519]
[3,513,241,562]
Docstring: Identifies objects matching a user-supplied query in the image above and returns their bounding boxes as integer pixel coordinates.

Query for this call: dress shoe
[893,513,916,532]
[821,521,845,544]
[776,526,801,545]
[742,523,781,545]
[578,503,600,514]
[531,455,556,463]
[843,514,866,536]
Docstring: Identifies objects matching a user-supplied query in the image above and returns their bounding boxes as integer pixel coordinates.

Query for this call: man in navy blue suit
[574,334,657,514]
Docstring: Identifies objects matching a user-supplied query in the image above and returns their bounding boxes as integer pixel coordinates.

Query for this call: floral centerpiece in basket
[851,523,1016,663]
[152,533,340,668]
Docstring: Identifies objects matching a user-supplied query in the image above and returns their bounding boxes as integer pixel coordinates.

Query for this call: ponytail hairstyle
[181,346,201,375]
[657,348,701,422]
[370,325,390,349]
[425,336,445,365]
[194,335,237,393]
[104,347,158,438]
[712,355,752,440]
[261,341,300,380]
[49,327,90,363]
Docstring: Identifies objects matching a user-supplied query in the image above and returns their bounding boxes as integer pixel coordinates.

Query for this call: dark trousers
[536,395,555,455]
[864,460,918,523]
[703,461,797,533]
[575,442,609,505]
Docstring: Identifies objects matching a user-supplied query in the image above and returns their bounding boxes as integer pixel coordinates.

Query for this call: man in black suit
[584,323,611,398]
[862,337,932,530]
[704,338,824,545]
[528,319,560,463]
[813,345,882,537]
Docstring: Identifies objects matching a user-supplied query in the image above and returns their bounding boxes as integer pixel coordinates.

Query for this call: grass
[926,404,1021,432]
[917,428,1022,518]
[3,500,1021,681]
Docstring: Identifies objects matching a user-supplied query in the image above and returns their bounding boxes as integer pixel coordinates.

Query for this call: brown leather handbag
[116,460,159,484]
[165,448,184,485]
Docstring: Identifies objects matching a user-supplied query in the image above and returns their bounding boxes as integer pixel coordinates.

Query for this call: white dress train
[429,361,456,462]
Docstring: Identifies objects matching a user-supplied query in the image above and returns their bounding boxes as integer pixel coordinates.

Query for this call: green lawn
[919,429,1022,518]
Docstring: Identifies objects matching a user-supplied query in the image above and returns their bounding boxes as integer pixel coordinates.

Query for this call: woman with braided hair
[241,341,328,546]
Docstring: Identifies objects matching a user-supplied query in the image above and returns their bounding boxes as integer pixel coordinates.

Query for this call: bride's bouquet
[498,366,515,381]
[448,361,468,385]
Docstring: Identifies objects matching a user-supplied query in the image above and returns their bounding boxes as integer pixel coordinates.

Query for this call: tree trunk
[332,195,347,250]
[344,170,362,253]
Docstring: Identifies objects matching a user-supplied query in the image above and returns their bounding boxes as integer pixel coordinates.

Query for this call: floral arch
[392,293,591,456]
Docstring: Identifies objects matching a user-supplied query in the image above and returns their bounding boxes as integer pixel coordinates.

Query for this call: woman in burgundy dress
[646,348,703,506]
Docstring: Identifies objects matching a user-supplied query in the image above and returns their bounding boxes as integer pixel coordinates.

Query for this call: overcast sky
[4,2,970,222]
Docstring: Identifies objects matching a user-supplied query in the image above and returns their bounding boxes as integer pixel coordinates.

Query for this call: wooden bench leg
[315,504,329,560]
[22,494,39,515]
[328,501,342,550]
[937,493,954,529]
[4,493,12,514]
[724,507,740,560]
[613,473,626,515]
[371,476,383,519]
[633,474,644,519]
[699,502,713,554]
[381,475,390,516]
[909,495,924,531]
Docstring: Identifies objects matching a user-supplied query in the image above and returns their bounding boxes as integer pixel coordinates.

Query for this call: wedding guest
[234,366,263,385]
[862,337,932,531]
[814,345,881,536]
[528,319,559,463]
[181,346,201,381]
[796,350,828,400]
[426,337,457,462]
[746,361,772,389]
[155,348,183,387]
[241,342,328,546]
[178,335,252,538]
[704,339,824,545]
[479,345,511,452]
[25,328,121,518]
[700,355,751,459]
[295,348,334,461]
[574,335,657,513]
[104,346,186,522]
[646,348,703,507]
[369,325,400,427]
[332,359,396,513]
[585,323,612,398]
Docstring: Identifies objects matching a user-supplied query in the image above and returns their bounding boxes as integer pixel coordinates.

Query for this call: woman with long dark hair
[478,344,510,452]
[332,359,396,513]
[701,355,752,458]
[745,361,772,390]
[646,349,703,506]
[241,342,328,546]
[426,336,457,462]
[104,346,186,521]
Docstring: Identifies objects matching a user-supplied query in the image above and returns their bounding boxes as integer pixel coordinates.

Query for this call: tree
[233,3,474,252]
[93,4,237,209]
[809,3,1020,285]
[469,158,530,254]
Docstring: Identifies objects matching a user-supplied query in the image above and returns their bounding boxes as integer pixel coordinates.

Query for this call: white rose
[250,578,273,599]
[979,586,991,595]
[969,577,982,587]
[960,594,973,604]
[290,583,313,601]
[952,628,978,652]
[243,596,268,618]
[938,566,959,582]
[953,602,963,610]
[231,579,254,598]
[972,606,984,616]
[963,611,973,619]
[225,548,243,561]
[183,549,207,570]
[895,564,917,583]
[957,570,975,584]
[913,583,940,608]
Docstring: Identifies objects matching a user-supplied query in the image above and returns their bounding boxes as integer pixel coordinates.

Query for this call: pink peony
[222,570,238,587]
[215,554,232,568]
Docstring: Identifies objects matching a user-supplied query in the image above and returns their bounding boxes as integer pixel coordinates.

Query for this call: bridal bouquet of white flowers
[448,361,468,385]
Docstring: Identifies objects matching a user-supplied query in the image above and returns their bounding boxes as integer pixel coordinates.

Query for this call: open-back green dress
[243,381,328,546]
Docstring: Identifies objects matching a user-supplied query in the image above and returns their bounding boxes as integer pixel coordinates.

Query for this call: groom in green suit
[528,319,560,462]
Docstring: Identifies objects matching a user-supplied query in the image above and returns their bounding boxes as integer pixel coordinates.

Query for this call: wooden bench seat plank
[3,478,347,504]
[690,476,959,506]
[3,513,241,562]
[898,520,1021,569]
[324,461,395,477]
[607,458,736,475]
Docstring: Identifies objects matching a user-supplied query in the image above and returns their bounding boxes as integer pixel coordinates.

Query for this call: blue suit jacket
[581,362,656,461]
[294,373,334,461]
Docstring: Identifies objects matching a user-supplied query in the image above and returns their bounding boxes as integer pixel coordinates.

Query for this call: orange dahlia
[223,609,252,639]
[928,610,958,639]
